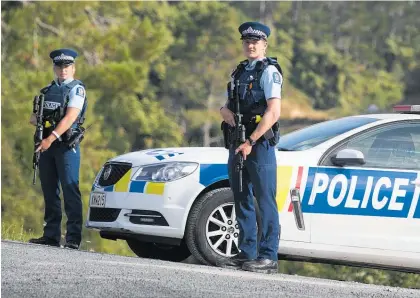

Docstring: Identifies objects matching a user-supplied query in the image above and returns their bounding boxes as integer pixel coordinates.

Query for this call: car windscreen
[277,116,380,151]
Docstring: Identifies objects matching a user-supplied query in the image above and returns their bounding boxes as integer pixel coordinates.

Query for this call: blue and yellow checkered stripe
[95,169,165,195]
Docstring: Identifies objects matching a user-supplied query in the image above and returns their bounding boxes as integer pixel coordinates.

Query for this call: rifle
[32,94,45,185]
[229,80,246,192]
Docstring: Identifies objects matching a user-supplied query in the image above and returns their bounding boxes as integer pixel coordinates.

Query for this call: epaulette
[265,57,283,75]
[73,79,86,88]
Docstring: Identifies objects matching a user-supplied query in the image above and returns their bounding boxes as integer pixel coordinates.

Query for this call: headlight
[93,166,104,186]
[131,162,198,182]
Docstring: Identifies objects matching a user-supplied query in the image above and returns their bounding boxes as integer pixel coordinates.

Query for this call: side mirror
[331,149,365,167]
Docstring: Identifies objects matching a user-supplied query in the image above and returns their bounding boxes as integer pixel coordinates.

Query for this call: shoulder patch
[273,72,281,84]
[75,86,85,97]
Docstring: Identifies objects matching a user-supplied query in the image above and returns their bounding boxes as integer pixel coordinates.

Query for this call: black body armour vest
[40,79,87,139]
[228,57,283,121]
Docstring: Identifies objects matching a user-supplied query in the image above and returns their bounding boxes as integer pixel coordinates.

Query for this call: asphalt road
[2,240,419,298]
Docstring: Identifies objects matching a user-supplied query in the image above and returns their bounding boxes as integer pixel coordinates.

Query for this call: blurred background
[1,1,419,288]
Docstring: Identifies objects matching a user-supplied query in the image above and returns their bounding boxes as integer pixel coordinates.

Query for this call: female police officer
[29,48,87,249]
[217,22,283,274]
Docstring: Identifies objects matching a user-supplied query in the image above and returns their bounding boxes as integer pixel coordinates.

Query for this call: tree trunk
[292,1,301,25]
[259,1,266,23]
[33,18,39,68]
[202,90,214,147]
[202,120,212,147]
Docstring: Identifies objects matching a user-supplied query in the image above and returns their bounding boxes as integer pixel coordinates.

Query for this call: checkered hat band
[242,26,267,38]
[53,54,75,62]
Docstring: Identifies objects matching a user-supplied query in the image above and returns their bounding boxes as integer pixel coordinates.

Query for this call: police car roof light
[393,105,420,114]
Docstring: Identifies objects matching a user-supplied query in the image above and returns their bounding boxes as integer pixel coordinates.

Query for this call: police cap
[49,48,78,66]
[238,21,271,41]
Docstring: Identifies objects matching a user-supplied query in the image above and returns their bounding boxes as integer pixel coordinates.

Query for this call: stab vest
[227,57,283,120]
[40,79,87,129]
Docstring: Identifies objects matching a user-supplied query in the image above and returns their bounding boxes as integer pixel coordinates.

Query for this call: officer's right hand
[220,107,236,127]
[29,113,37,126]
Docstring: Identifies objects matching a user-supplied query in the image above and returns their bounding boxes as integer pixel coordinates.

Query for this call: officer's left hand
[235,141,252,160]
[35,138,53,153]
[29,113,37,126]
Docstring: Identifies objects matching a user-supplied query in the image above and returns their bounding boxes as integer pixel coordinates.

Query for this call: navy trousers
[39,141,83,244]
[228,140,279,261]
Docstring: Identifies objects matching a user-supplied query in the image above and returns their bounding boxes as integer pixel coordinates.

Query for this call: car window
[323,122,420,170]
[276,116,379,151]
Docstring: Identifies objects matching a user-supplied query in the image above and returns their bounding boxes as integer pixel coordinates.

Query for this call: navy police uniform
[218,22,282,274]
[29,48,87,249]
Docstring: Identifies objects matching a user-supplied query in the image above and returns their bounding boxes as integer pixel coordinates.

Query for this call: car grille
[128,210,169,226]
[89,207,121,222]
[98,162,132,187]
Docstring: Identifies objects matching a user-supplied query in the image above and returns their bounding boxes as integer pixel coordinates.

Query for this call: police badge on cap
[238,21,271,41]
[49,48,78,66]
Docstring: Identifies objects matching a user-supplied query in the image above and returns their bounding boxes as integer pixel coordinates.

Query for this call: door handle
[290,188,305,231]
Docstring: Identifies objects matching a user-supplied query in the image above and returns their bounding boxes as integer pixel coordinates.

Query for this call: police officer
[217,22,282,274]
[28,48,87,249]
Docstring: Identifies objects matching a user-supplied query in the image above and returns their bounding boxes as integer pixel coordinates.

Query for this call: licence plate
[90,192,106,207]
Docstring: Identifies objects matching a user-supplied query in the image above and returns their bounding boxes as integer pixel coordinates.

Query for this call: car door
[305,120,420,253]
[276,162,312,242]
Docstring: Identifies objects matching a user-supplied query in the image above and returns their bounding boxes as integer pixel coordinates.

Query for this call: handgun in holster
[221,121,233,149]
[251,115,280,146]
[266,121,280,146]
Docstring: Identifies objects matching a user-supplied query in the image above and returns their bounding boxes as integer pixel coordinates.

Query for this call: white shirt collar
[54,78,74,86]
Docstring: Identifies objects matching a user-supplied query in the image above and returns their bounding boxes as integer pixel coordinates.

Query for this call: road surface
[2,240,419,298]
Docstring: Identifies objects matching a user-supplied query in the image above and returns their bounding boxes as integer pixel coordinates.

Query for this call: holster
[61,128,74,143]
[63,126,84,145]
[221,121,232,149]
[266,121,280,146]
[43,126,53,139]
[66,126,86,149]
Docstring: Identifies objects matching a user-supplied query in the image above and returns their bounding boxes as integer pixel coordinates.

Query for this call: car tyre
[126,239,191,262]
[185,187,262,266]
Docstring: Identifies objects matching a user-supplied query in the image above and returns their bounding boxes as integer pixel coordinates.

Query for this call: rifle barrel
[234,80,244,193]
[33,168,37,185]
[32,94,44,185]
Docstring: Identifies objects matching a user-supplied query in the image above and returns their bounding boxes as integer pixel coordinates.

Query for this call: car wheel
[126,239,191,262]
[185,187,261,266]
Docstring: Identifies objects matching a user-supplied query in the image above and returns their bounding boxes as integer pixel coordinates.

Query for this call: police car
[86,105,420,273]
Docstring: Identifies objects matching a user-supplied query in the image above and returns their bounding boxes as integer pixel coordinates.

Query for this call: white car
[86,105,420,273]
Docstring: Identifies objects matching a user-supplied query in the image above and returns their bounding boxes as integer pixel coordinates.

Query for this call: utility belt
[221,114,280,149]
[43,118,86,148]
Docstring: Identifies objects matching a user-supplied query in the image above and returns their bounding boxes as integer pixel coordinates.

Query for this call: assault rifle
[32,94,45,185]
[228,80,246,192]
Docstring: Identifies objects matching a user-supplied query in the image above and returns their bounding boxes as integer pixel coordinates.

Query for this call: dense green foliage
[2,1,419,288]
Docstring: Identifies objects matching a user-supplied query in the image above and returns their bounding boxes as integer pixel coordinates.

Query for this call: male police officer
[28,48,87,249]
[218,22,282,274]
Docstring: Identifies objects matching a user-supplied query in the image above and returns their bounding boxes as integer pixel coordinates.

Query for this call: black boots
[242,258,278,274]
[28,236,60,247]
[215,253,252,270]
[28,236,80,250]
[216,254,278,274]
[63,241,79,249]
